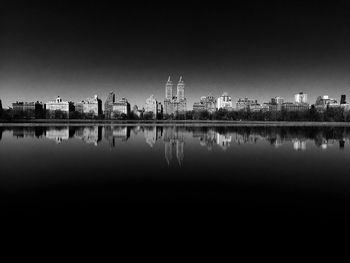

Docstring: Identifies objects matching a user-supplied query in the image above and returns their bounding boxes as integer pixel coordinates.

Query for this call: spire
[179,76,182,82]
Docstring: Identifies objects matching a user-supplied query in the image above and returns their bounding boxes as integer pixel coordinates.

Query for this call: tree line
[1,106,350,122]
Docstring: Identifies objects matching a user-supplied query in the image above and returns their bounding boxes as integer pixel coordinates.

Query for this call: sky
[1,1,350,108]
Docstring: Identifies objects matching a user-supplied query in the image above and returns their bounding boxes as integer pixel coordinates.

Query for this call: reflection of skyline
[1,126,350,155]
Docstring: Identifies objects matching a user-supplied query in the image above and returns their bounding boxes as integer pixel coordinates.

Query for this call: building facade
[294,92,308,104]
[111,98,130,117]
[12,101,44,118]
[267,96,284,111]
[75,95,102,116]
[236,98,259,111]
[193,94,216,113]
[144,95,163,119]
[282,102,309,112]
[104,92,116,118]
[46,97,74,118]
[217,92,233,110]
[164,76,187,115]
[315,95,338,110]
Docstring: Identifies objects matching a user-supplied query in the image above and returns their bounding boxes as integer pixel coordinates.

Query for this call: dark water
[1,125,350,220]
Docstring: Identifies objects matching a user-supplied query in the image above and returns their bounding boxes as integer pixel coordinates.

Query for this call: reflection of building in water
[193,129,216,150]
[232,133,264,145]
[104,126,130,147]
[11,127,46,139]
[163,127,184,166]
[74,126,102,146]
[292,139,306,151]
[46,127,69,144]
[144,126,163,147]
[216,133,232,150]
[269,137,283,148]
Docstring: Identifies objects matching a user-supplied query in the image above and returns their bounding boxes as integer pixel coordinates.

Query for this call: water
[1,124,350,219]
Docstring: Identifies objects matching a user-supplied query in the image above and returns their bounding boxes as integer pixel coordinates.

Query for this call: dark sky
[1,1,350,108]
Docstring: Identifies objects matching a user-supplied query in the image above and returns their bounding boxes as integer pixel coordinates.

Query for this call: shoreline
[1,119,350,127]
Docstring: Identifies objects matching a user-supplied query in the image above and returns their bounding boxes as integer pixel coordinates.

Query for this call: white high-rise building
[165,76,173,100]
[217,92,233,110]
[164,76,187,115]
[176,76,185,101]
[294,92,308,104]
[144,95,163,118]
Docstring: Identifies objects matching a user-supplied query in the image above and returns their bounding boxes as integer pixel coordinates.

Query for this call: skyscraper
[165,76,173,100]
[104,92,115,118]
[144,95,163,119]
[340,95,347,105]
[164,76,187,115]
[176,76,185,101]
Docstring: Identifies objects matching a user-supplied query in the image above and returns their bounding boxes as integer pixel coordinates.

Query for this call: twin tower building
[164,76,187,115]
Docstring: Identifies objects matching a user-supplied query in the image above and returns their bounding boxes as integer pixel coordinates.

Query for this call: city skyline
[2,2,350,108]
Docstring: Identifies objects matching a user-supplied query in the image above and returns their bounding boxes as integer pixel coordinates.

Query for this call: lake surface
[1,124,350,220]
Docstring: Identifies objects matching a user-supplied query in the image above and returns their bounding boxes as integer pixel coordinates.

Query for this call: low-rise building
[249,103,269,112]
[192,101,206,112]
[12,101,44,118]
[282,102,309,111]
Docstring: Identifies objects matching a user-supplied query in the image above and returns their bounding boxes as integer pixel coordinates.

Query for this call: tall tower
[165,76,173,100]
[341,95,346,104]
[104,91,116,119]
[176,76,185,101]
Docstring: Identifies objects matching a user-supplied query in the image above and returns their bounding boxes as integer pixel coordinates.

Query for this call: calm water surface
[1,125,350,218]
